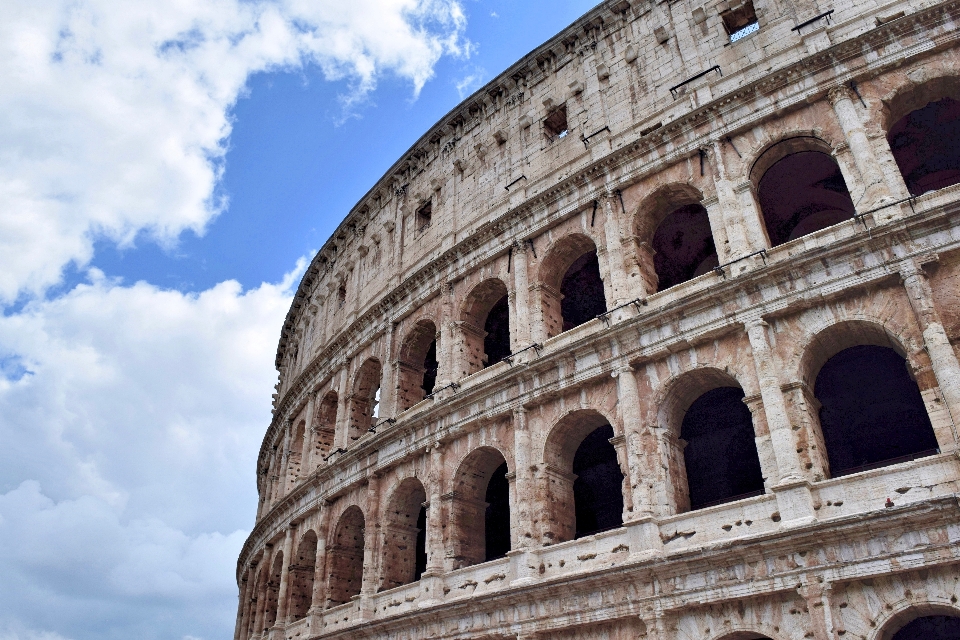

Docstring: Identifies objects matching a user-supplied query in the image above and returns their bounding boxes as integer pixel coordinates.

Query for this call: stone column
[309,503,330,614]
[360,475,381,619]
[601,194,631,308]
[252,550,270,635]
[709,140,756,264]
[511,242,533,350]
[512,407,536,548]
[236,563,255,640]
[901,259,960,451]
[334,364,351,450]
[613,366,649,518]
[275,527,295,626]
[424,443,446,573]
[828,85,894,214]
[279,420,293,496]
[380,322,398,418]
[300,393,317,473]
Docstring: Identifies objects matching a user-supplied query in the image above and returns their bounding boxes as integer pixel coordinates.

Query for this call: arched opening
[460,279,511,375]
[286,420,305,487]
[888,96,960,196]
[650,203,718,291]
[263,551,283,629]
[287,531,317,621]
[246,566,266,637]
[348,359,381,441]
[815,345,938,477]
[681,386,765,510]
[540,234,606,338]
[380,478,428,591]
[396,320,439,411]
[327,507,365,607]
[543,410,624,544]
[450,447,511,568]
[312,391,338,462]
[755,139,855,247]
[891,614,960,640]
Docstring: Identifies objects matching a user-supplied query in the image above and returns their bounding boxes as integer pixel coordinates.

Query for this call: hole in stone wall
[415,504,427,580]
[815,345,938,477]
[380,479,427,591]
[484,295,511,368]
[416,200,432,232]
[891,615,960,640]
[288,531,317,620]
[757,150,855,247]
[485,462,511,561]
[573,424,624,538]
[681,387,764,511]
[397,321,438,411]
[544,105,569,139]
[888,97,960,196]
[327,507,365,606]
[560,251,607,332]
[337,282,347,308]
[721,1,759,42]
[421,339,438,396]
[349,358,382,440]
[651,203,718,291]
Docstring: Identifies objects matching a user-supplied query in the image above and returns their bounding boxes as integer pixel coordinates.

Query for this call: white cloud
[455,67,486,99]
[0,263,302,639]
[0,0,468,303]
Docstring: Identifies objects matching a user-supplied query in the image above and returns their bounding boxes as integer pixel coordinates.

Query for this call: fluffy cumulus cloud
[0,0,468,638]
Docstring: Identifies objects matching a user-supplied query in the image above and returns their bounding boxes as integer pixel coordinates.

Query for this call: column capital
[827,84,855,106]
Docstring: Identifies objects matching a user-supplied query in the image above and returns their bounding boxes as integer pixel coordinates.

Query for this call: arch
[753,137,855,247]
[287,530,317,620]
[539,233,607,337]
[873,603,960,640]
[380,477,428,591]
[262,550,284,629]
[885,77,960,196]
[658,367,763,513]
[397,319,439,411]
[542,409,624,543]
[348,358,382,441]
[312,390,338,461]
[460,279,511,375]
[246,563,267,637]
[326,506,365,607]
[631,183,717,293]
[450,446,511,568]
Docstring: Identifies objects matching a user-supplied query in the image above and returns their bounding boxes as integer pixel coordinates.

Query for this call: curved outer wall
[238,0,960,639]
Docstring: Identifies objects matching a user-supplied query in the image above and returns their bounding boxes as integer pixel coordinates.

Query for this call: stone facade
[235,0,960,638]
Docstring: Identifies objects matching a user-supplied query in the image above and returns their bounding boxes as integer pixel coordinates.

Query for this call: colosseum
[235,0,960,638]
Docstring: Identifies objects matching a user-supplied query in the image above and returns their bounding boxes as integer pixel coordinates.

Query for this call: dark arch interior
[757,150,855,247]
[815,345,938,477]
[560,251,607,332]
[484,295,511,367]
[681,386,764,510]
[414,505,427,581]
[485,462,511,561]
[889,96,960,196]
[892,615,960,640]
[651,203,718,291]
[421,339,438,396]
[572,424,624,538]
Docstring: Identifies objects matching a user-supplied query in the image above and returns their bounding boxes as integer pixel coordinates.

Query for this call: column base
[773,478,818,527]
[625,516,663,561]
[508,548,539,586]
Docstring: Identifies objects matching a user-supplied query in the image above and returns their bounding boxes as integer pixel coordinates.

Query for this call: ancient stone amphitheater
[235,0,960,638]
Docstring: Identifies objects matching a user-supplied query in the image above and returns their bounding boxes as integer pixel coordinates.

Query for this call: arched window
[543,410,624,544]
[891,614,960,640]
[327,507,365,607]
[397,320,439,411]
[540,234,607,338]
[815,345,938,477]
[263,551,284,629]
[888,96,960,195]
[650,203,718,291]
[754,139,855,247]
[348,359,382,441]
[681,387,764,510]
[312,391,338,462]
[380,478,428,591]
[287,531,317,620]
[460,279,511,375]
[450,447,511,568]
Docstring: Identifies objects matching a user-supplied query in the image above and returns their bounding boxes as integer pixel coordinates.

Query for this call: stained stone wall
[236,0,960,638]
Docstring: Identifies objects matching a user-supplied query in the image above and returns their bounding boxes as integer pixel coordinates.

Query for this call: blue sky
[0,1,597,640]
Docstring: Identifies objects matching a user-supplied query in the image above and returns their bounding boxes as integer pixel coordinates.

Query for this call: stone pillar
[799,580,837,640]
[709,140,757,264]
[300,393,317,473]
[236,563,255,640]
[436,282,457,389]
[380,322,398,418]
[279,420,293,496]
[334,364,351,450]
[309,504,330,614]
[828,85,894,214]
[252,550,270,636]
[360,475,381,619]
[901,259,960,451]
[512,406,536,548]
[424,443,446,573]
[275,527,295,626]
[613,367,649,518]
[601,194,631,308]
[511,242,533,350]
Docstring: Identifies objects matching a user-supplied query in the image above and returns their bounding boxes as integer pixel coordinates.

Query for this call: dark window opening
[483,295,511,367]
[757,150,856,247]
[721,1,759,41]
[888,96,960,196]
[651,203,718,291]
[484,462,511,561]
[892,615,960,640]
[416,201,433,232]
[327,508,365,606]
[414,505,428,581]
[681,387,764,511]
[815,345,938,477]
[560,251,607,332]
[573,424,624,538]
[544,105,569,139]
[337,283,347,308]
[421,339,438,396]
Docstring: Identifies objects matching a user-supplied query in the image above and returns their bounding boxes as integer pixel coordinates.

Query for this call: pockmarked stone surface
[235,0,960,638]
